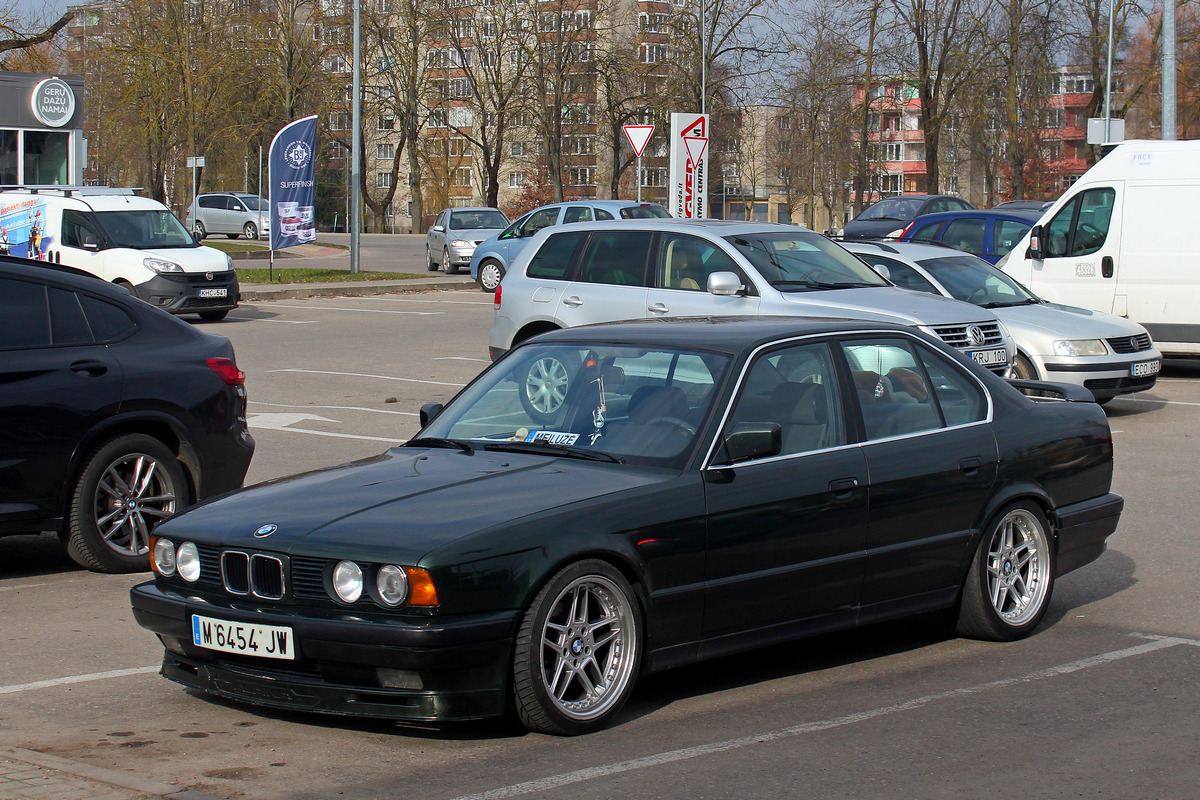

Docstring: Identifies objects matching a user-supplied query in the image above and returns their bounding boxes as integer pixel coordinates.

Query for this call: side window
[562,206,593,224]
[724,342,845,456]
[925,199,950,214]
[0,278,50,348]
[918,345,987,426]
[841,338,942,439]
[48,288,93,345]
[436,210,449,229]
[656,234,740,291]
[909,221,943,242]
[866,255,939,295]
[942,219,986,256]
[526,231,586,280]
[993,220,1032,258]
[950,198,972,211]
[577,231,653,286]
[62,210,100,249]
[594,208,615,220]
[1043,196,1077,258]
[199,196,218,209]
[1070,187,1115,256]
[79,295,135,342]
[520,208,560,237]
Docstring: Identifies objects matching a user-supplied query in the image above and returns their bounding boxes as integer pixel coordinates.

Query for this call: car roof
[530,200,667,211]
[447,206,504,213]
[1,255,138,298]
[528,219,813,236]
[904,209,1042,224]
[841,238,981,263]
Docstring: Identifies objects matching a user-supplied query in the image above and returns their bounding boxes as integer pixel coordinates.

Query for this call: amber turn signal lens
[405,567,439,606]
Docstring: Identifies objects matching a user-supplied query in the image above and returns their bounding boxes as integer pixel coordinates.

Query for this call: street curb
[238,278,482,302]
[1,746,224,800]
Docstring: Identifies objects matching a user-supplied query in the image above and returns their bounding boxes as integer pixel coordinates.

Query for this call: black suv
[0,259,255,572]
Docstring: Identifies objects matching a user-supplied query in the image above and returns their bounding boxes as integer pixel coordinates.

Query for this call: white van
[0,186,238,321]
[1001,140,1200,356]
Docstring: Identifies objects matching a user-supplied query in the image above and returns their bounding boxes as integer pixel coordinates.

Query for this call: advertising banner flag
[668,113,709,219]
[268,115,318,251]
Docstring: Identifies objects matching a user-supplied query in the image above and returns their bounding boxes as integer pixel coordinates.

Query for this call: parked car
[0,258,255,573]
[469,200,670,292]
[842,194,973,239]
[489,220,1014,421]
[895,209,1042,264]
[843,239,1161,402]
[425,207,509,274]
[184,192,270,240]
[132,316,1122,735]
[991,199,1054,213]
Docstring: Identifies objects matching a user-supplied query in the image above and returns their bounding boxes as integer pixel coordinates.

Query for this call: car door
[839,335,998,612]
[429,210,449,253]
[701,340,868,650]
[1033,185,1122,312]
[645,233,761,318]
[991,218,1033,264]
[940,218,987,258]
[554,230,654,327]
[0,276,123,530]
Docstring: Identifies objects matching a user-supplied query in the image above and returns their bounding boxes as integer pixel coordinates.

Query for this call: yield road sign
[623,125,655,157]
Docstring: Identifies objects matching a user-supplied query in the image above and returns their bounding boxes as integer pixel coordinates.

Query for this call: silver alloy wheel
[985,507,1050,626]
[244,222,258,239]
[93,452,179,558]
[538,574,637,721]
[525,356,570,415]
[479,260,503,292]
[442,249,453,273]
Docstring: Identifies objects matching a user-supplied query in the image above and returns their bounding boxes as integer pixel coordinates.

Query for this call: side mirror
[432,224,445,233]
[82,234,100,251]
[1027,225,1043,261]
[419,402,444,428]
[708,271,743,296]
[192,230,203,244]
[722,423,781,463]
[871,263,891,280]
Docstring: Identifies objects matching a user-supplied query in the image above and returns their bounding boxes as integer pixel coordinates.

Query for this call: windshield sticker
[525,430,580,446]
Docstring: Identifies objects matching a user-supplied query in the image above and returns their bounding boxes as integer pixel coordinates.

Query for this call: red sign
[623,125,655,157]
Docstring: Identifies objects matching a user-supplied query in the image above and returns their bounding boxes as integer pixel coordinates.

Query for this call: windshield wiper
[979,298,1039,308]
[771,279,879,290]
[404,437,476,454]
[483,441,624,463]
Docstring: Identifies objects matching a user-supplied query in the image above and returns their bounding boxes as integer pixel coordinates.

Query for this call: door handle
[562,296,583,307]
[959,456,983,475]
[648,302,669,314]
[70,360,108,377]
[1102,256,1114,278]
[828,477,860,498]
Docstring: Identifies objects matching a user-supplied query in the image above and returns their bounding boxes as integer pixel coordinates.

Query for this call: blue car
[469,200,669,292]
[897,209,1042,264]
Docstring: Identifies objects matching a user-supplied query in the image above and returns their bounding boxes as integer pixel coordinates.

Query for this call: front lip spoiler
[1044,359,1161,373]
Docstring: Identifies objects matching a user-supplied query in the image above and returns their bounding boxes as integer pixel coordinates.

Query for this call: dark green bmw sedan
[131,316,1122,734]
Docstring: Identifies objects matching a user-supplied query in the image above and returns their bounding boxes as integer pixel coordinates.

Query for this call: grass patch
[237,267,424,283]
[203,241,266,252]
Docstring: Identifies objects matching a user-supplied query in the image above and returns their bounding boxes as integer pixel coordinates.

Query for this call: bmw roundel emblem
[254,524,278,538]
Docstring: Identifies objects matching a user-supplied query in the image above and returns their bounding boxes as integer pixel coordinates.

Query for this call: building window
[563,136,595,155]
[510,141,527,157]
[448,78,471,98]
[569,166,595,186]
[639,11,668,32]
[377,172,393,189]
[508,171,528,188]
[777,115,793,130]
[329,112,350,130]
[429,108,448,128]
[640,167,668,187]
[377,143,395,160]
[378,115,394,130]
[324,55,348,73]
[640,43,668,63]
[451,167,472,187]
[944,176,959,193]
[449,137,470,157]
[450,197,473,208]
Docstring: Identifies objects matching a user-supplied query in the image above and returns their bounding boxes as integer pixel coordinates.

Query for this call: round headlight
[153,538,176,576]
[177,542,200,582]
[375,565,410,607]
[332,560,363,603]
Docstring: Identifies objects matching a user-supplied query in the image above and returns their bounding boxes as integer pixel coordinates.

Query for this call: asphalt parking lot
[2,289,1199,800]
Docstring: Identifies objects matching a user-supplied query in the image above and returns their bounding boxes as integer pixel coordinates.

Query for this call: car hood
[155,446,667,563]
[775,286,997,327]
[991,301,1151,341]
[141,245,230,273]
[445,228,505,243]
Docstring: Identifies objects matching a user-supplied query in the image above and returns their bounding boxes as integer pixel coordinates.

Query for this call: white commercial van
[0,186,238,321]
[1001,140,1200,357]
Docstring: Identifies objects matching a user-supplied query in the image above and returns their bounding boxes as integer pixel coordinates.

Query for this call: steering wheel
[643,416,697,436]
[968,287,989,304]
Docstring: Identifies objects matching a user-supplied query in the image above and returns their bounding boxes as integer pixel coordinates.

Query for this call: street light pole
[350,0,362,273]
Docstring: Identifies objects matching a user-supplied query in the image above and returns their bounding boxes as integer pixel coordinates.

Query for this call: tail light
[494,284,502,310]
[898,221,915,238]
[207,357,246,385]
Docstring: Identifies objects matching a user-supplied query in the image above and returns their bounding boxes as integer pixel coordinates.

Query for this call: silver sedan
[425,207,510,274]
[844,239,1162,403]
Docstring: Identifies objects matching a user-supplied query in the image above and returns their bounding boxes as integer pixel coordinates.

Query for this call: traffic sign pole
[623,124,655,204]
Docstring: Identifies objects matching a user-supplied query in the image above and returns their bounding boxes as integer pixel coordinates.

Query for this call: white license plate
[198,288,228,299]
[969,348,1007,366]
[1131,360,1161,377]
[191,614,295,660]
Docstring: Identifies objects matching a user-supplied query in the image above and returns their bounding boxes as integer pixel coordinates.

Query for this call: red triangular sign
[623,125,655,157]
[683,136,708,166]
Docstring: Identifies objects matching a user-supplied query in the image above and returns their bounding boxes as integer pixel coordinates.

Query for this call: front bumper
[130,582,517,722]
[1035,350,1162,400]
[134,271,240,315]
[1054,492,1123,576]
[448,245,476,265]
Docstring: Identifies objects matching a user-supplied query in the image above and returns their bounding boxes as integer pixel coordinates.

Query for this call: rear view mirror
[708,271,743,296]
[419,402,444,427]
[82,234,100,251]
[722,423,781,463]
[1027,225,1043,261]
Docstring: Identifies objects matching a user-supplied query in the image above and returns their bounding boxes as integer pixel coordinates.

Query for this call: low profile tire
[244,222,258,240]
[442,249,455,274]
[1012,352,1039,381]
[955,502,1054,641]
[194,221,207,240]
[478,259,504,292]
[65,434,188,574]
[426,246,439,271]
[513,560,641,735]
[199,309,229,321]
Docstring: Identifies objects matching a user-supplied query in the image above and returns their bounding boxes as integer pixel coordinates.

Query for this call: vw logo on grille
[253,524,278,538]
[967,325,987,346]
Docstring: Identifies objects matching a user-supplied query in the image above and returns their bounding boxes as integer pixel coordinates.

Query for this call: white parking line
[345,296,493,306]
[449,635,1199,800]
[251,400,418,416]
[1119,396,1200,407]
[265,303,442,316]
[433,356,492,363]
[268,368,465,387]
[0,666,158,695]
[231,316,318,324]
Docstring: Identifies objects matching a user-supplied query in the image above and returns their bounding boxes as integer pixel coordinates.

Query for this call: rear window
[0,278,50,348]
[79,295,136,341]
[619,204,671,219]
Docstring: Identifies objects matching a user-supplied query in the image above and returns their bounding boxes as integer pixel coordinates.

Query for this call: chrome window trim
[702,328,995,471]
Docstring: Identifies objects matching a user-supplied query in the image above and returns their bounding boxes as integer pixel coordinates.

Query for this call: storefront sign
[669,113,709,219]
[30,78,76,128]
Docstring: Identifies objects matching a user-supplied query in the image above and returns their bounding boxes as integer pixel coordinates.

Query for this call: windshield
[858,197,921,221]
[451,210,508,229]
[416,342,731,468]
[95,210,197,249]
[619,204,671,219]
[725,232,891,292]
[917,254,1038,307]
